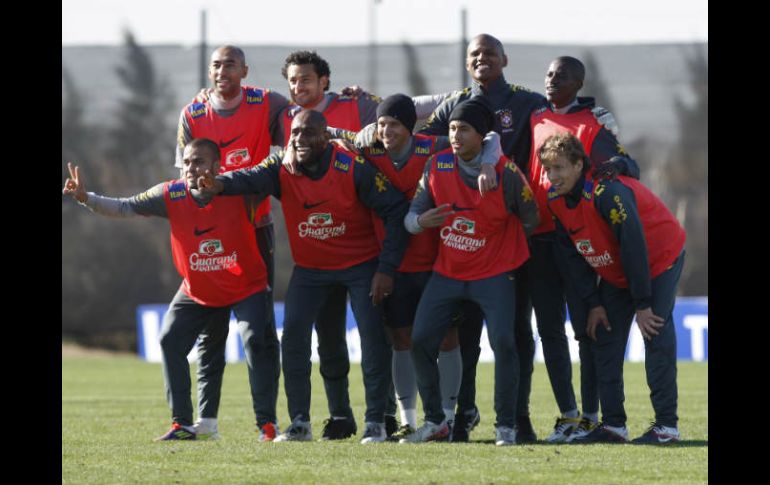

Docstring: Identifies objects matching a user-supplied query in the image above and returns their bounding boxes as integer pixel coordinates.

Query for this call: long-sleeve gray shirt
[81,183,169,218]
[79,182,245,219]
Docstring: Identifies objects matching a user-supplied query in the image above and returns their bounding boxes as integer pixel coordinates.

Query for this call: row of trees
[62,35,707,350]
[579,45,707,296]
[62,32,178,349]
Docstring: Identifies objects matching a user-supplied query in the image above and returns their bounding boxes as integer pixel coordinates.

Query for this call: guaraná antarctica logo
[298,213,346,240]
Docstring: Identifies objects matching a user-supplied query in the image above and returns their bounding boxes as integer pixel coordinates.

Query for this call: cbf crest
[497,109,514,133]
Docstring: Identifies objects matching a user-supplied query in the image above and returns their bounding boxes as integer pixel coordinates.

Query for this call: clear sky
[62,0,708,46]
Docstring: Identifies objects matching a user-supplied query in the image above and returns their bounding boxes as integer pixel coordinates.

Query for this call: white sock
[392,349,418,427]
[604,424,628,437]
[403,408,418,429]
[194,417,218,432]
[443,408,456,425]
[562,409,579,419]
[438,347,462,424]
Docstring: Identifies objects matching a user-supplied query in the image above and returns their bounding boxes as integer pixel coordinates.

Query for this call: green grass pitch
[62,355,707,484]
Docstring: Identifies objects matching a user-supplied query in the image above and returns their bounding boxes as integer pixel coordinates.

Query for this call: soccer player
[342,94,502,440]
[420,33,619,443]
[418,33,544,442]
[63,139,278,441]
[175,45,287,440]
[273,50,450,439]
[402,98,539,445]
[275,50,388,439]
[540,132,685,444]
[196,110,410,444]
[527,56,640,443]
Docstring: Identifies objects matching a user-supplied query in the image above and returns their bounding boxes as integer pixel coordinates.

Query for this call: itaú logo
[298,213,346,240]
[440,217,486,252]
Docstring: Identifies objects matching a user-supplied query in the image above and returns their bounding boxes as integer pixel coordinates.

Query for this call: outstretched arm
[198,154,283,199]
[63,162,167,218]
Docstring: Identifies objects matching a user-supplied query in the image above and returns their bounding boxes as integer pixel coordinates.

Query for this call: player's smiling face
[542,155,583,196]
[290,111,328,164]
[449,120,483,160]
[286,63,328,108]
[182,145,220,189]
[545,59,582,109]
[209,48,248,99]
[466,36,507,85]
[377,116,410,153]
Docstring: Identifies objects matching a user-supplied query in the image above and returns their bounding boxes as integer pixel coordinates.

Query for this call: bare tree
[106,30,176,190]
[402,41,431,132]
[61,31,181,350]
[664,44,708,295]
[402,41,430,96]
[62,67,87,167]
[580,49,617,119]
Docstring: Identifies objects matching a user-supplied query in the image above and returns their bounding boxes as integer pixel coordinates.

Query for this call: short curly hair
[538,132,590,174]
[187,138,220,162]
[281,50,331,91]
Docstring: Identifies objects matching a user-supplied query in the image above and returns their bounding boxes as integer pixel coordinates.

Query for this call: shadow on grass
[630,440,708,447]
[466,439,708,447]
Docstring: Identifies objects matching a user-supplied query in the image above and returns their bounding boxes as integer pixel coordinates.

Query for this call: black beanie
[376,94,417,133]
[449,97,495,135]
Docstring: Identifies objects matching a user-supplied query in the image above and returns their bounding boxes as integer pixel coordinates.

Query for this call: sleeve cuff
[634,297,653,311]
[585,293,602,310]
[404,212,424,234]
[376,262,397,278]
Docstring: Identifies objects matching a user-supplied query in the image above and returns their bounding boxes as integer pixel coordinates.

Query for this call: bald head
[466,33,507,87]
[290,110,329,165]
[212,45,246,66]
[292,109,327,132]
[186,138,220,162]
[469,34,505,57]
[209,46,248,99]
